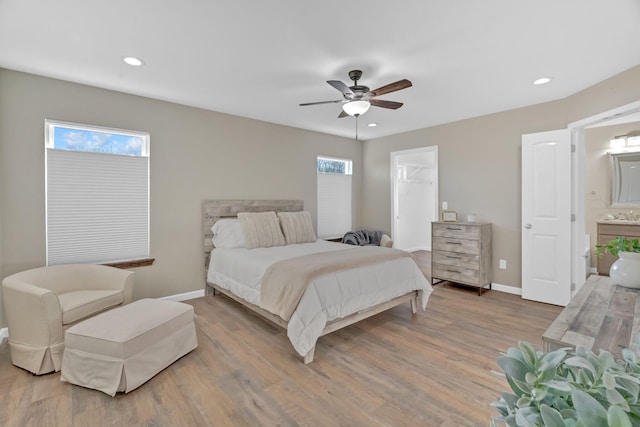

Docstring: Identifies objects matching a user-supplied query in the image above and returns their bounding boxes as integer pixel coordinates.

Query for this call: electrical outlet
[499,259,507,269]
[442,201,448,210]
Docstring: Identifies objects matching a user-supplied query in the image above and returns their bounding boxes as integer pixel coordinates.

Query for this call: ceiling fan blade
[299,100,344,106]
[338,110,349,118]
[327,80,354,96]
[370,79,412,97]
[370,99,404,109]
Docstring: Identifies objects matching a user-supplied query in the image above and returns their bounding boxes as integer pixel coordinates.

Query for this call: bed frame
[202,199,418,363]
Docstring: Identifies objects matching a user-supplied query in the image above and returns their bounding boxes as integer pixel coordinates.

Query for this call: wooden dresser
[597,222,640,276]
[542,275,640,358]
[431,222,492,295]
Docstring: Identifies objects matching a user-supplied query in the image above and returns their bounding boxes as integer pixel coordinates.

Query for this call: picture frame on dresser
[441,210,458,222]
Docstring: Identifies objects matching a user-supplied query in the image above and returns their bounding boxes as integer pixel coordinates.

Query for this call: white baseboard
[160,289,205,302]
[490,282,522,296]
[1,327,7,342]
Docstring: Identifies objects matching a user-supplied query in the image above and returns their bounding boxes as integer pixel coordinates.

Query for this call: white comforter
[207,240,432,357]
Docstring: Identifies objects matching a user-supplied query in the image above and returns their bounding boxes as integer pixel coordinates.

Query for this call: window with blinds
[317,156,352,239]
[45,120,150,265]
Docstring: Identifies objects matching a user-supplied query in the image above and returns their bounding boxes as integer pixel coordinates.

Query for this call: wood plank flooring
[0,253,562,426]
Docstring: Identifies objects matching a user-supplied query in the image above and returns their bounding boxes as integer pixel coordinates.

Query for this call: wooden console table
[542,275,640,358]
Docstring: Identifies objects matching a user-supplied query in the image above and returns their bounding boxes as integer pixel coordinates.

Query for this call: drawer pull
[446,241,462,245]
[446,255,462,259]
[446,227,462,230]
[446,269,461,273]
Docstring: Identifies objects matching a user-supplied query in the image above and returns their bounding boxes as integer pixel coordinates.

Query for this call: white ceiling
[1,1,640,140]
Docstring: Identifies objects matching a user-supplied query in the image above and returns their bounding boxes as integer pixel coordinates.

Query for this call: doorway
[570,100,640,294]
[390,146,438,251]
[521,100,640,303]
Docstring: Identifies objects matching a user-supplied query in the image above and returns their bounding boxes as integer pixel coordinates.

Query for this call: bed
[203,199,433,363]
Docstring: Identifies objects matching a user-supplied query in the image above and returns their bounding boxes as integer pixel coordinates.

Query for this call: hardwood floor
[0,254,562,427]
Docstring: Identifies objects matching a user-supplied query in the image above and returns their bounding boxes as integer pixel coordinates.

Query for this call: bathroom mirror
[610,151,640,206]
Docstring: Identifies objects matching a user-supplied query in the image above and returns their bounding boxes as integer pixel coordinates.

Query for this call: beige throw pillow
[238,211,286,249]
[277,211,316,245]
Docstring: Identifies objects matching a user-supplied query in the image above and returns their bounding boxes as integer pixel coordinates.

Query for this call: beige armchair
[1,264,134,375]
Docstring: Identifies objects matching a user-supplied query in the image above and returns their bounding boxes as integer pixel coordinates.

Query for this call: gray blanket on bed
[342,230,383,246]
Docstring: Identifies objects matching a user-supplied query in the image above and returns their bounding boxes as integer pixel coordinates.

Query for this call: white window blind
[45,120,149,265]
[317,172,352,238]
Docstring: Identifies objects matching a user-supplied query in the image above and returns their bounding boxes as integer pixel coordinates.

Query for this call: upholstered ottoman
[60,298,197,396]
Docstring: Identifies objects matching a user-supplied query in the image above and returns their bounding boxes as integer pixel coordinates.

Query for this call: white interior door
[522,130,572,306]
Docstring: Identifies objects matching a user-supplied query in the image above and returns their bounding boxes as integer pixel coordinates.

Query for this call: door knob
[524,224,532,229]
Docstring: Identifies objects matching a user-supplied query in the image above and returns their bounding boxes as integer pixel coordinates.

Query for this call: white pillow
[277,211,316,244]
[238,211,286,249]
[211,218,246,248]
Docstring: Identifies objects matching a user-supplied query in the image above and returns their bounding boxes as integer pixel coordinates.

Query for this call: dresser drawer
[433,263,480,285]
[432,251,479,269]
[432,237,480,255]
[432,223,480,240]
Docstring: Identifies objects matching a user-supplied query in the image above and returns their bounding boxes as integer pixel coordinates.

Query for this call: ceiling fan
[300,70,412,118]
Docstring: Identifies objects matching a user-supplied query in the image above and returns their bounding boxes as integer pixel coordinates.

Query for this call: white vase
[609,251,640,289]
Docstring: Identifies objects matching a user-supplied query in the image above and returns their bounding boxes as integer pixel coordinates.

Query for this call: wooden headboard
[202,199,303,270]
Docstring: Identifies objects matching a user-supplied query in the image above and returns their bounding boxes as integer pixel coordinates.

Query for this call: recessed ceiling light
[533,77,552,85]
[123,56,144,67]
[368,123,377,127]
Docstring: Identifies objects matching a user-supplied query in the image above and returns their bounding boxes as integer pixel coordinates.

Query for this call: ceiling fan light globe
[342,100,370,116]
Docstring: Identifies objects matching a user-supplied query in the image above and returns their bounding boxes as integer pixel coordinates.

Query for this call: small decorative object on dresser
[431,221,492,295]
[441,210,458,222]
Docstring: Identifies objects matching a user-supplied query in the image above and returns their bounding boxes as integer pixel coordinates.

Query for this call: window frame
[317,156,353,175]
[45,119,150,156]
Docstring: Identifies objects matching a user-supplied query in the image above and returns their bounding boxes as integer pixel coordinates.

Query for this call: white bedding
[207,239,433,357]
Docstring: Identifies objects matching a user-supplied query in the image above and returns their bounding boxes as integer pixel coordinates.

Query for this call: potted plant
[491,340,640,426]
[595,237,640,289]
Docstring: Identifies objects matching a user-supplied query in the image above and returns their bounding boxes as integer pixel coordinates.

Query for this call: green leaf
[542,349,568,368]
[622,348,637,365]
[565,356,597,375]
[617,377,640,404]
[498,355,530,382]
[598,350,617,372]
[531,387,548,401]
[607,405,633,427]
[504,414,518,427]
[604,371,617,390]
[606,388,631,412]
[515,408,540,427]
[544,380,573,392]
[577,368,593,386]
[520,341,538,368]
[540,404,566,427]
[539,364,557,383]
[506,347,524,362]
[572,389,608,424]
[506,374,529,397]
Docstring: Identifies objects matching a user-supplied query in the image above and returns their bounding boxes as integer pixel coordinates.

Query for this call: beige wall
[0,69,362,327]
[362,65,640,290]
[584,122,640,268]
[2,65,640,329]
